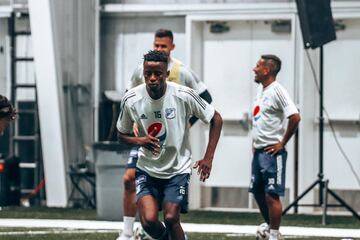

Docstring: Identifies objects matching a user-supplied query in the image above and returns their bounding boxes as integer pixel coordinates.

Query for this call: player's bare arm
[265,113,301,155]
[193,110,223,182]
[118,130,160,155]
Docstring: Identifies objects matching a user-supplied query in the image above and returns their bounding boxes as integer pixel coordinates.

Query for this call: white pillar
[28,0,68,207]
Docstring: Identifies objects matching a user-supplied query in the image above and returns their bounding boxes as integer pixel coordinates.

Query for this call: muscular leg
[163,202,184,240]
[119,168,137,238]
[137,195,167,239]
[265,193,282,230]
[123,168,137,217]
[254,190,270,224]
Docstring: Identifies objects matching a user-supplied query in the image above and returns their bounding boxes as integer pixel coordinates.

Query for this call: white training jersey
[252,81,298,149]
[128,57,207,95]
[117,82,215,179]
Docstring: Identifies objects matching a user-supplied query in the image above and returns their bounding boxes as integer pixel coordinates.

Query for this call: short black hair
[155,29,173,42]
[261,54,282,76]
[144,50,168,64]
[0,95,15,119]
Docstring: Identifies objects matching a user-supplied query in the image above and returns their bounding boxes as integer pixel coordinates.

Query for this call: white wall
[100,2,360,212]
[100,16,186,94]
[186,14,297,210]
[323,18,360,189]
[297,16,360,211]
[0,19,7,96]
[50,0,97,164]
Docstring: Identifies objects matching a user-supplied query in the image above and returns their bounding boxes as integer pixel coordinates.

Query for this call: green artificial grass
[0,207,359,229]
[0,207,358,240]
[0,231,346,240]
[0,207,97,220]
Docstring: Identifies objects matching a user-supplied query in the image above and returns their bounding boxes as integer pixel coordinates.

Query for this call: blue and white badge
[165,108,176,119]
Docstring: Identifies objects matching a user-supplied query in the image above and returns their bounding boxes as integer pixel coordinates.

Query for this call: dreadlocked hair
[143,50,168,64]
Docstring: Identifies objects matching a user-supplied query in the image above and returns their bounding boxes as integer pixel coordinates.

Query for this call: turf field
[0,207,358,239]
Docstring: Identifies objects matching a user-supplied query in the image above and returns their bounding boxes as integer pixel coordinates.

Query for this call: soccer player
[0,95,16,136]
[249,55,301,240]
[118,29,212,240]
[117,50,222,240]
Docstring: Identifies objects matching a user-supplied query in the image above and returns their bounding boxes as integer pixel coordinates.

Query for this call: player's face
[144,61,169,97]
[253,59,269,84]
[153,37,175,57]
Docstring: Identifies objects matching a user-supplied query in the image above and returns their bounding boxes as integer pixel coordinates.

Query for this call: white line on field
[0,219,359,238]
[0,229,117,236]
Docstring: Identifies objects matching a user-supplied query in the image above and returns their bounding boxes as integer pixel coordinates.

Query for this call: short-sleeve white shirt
[117,82,215,179]
[252,81,299,149]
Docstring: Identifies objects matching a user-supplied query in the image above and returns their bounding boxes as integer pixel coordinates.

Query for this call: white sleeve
[274,86,299,117]
[181,66,207,95]
[182,88,215,124]
[116,98,134,134]
[127,65,144,90]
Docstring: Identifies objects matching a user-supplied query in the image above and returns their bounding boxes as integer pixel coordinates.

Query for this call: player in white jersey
[118,29,212,240]
[117,50,222,240]
[249,55,300,240]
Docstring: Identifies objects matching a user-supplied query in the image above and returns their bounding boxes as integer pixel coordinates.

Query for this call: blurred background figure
[0,95,17,136]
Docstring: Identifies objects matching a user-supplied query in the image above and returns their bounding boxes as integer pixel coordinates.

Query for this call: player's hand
[139,128,160,155]
[265,142,284,156]
[193,159,212,182]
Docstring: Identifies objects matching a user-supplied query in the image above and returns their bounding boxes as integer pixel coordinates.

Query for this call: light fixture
[208,21,230,34]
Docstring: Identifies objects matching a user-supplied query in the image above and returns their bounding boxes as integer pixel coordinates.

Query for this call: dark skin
[0,107,17,136]
[118,60,222,239]
[252,58,300,230]
[121,50,213,231]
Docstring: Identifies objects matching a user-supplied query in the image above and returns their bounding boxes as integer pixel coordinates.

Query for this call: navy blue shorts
[126,146,139,169]
[135,168,190,213]
[249,148,287,197]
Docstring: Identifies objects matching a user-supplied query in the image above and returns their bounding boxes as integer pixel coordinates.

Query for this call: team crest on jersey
[140,114,148,119]
[165,108,176,119]
[263,97,271,106]
[147,122,167,142]
[253,105,261,121]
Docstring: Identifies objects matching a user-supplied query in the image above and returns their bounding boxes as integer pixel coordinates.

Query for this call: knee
[163,212,180,227]
[265,193,281,207]
[123,171,135,190]
[141,213,158,232]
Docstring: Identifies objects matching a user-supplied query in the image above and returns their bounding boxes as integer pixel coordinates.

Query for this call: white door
[197,18,296,209]
[323,18,360,190]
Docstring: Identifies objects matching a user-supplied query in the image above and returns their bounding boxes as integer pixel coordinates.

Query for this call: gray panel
[201,186,290,209]
[94,147,129,220]
[314,189,360,212]
[51,0,96,166]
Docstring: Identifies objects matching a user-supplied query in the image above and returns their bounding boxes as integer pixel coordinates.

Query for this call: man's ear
[264,66,270,75]
[171,43,175,51]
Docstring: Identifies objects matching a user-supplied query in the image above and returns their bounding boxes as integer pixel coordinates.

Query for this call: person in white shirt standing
[117,29,212,240]
[249,55,301,240]
[117,50,222,240]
